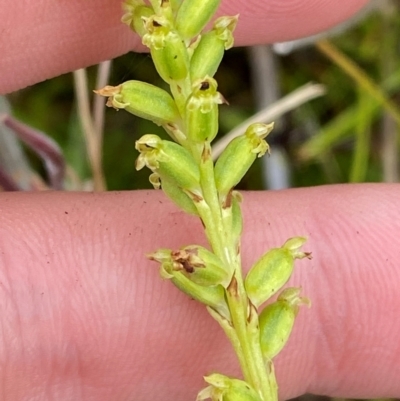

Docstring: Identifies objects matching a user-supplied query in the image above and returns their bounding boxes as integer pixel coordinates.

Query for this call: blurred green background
[3,0,400,194]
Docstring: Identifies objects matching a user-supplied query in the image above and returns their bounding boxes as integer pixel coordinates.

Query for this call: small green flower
[94,81,180,126]
[149,248,230,318]
[244,237,311,308]
[190,15,238,81]
[259,287,310,360]
[135,134,200,192]
[214,123,274,199]
[142,15,189,83]
[197,373,262,401]
[185,76,226,142]
[121,0,154,37]
[168,245,232,287]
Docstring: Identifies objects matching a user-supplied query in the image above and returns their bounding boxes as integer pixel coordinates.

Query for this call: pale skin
[2,1,400,400]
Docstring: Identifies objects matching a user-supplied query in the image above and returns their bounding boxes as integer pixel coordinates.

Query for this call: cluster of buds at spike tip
[197,373,262,401]
[259,287,311,360]
[214,123,274,201]
[190,15,238,81]
[142,14,190,84]
[186,77,226,143]
[244,237,312,308]
[148,248,230,319]
[94,81,180,127]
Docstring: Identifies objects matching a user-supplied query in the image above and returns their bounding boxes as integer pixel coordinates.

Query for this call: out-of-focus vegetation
[3,1,400,192]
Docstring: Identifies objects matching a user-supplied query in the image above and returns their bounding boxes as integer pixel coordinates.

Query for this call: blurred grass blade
[73,68,106,191]
[316,39,400,127]
[93,60,112,148]
[299,68,400,161]
[350,88,373,182]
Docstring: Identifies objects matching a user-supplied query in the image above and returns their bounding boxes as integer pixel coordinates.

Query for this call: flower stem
[196,144,278,401]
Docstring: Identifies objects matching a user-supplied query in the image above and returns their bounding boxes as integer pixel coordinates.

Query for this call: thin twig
[93,60,112,146]
[247,45,290,190]
[212,82,326,159]
[73,68,106,191]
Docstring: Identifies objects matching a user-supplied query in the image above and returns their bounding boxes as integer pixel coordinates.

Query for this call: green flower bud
[94,81,180,126]
[121,0,154,37]
[259,287,310,360]
[197,373,262,401]
[158,175,199,215]
[186,77,225,142]
[259,299,294,360]
[142,15,189,83]
[135,134,200,192]
[244,237,311,308]
[175,0,221,40]
[190,15,238,81]
[214,123,274,198]
[148,249,229,318]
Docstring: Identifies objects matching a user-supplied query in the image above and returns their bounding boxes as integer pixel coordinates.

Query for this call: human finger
[0,184,399,400]
[0,0,369,93]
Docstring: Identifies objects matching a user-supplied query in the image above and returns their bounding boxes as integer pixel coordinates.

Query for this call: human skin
[2,1,400,401]
[1,0,369,94]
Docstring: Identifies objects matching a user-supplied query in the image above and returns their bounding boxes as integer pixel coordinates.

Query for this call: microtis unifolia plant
[95,1,312,400]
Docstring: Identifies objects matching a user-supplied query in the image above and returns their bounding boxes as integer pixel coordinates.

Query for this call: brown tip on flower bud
[93,85,122,98]
[148,248,229,317]
[170,245,231,287]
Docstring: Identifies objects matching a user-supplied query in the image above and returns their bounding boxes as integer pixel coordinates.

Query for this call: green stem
[170,77,191,117]
[196,143,278,401]
[197,142,229,261]
[225,268,278,401]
